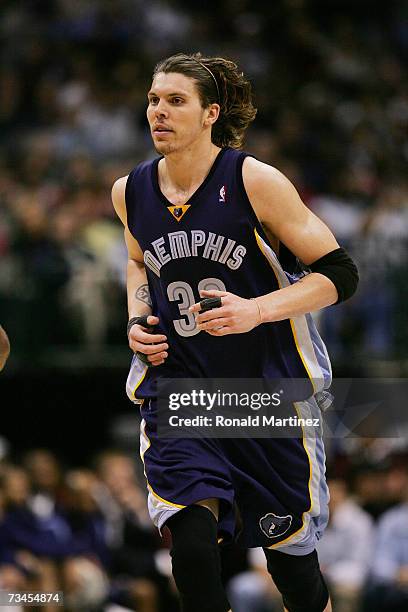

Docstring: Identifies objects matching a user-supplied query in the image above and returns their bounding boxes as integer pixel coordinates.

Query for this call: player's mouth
[153,124,173,136]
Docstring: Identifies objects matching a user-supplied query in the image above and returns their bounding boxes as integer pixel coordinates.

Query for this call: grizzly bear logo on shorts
[259,512,293,539]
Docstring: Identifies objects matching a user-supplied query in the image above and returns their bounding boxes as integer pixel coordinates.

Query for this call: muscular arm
[111,176,153,319]
[243,157,339,322]
[0,325,10,371]
[111,176,168,365]
[125,230,152,320]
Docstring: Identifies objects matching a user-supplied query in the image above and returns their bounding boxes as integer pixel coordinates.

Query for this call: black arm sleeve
[309,247,359,304]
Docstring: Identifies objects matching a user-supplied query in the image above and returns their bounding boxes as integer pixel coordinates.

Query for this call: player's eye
[149,97,159,105]
[171,97,184,104]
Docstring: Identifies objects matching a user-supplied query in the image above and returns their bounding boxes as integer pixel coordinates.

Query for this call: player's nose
[154,100,169,118]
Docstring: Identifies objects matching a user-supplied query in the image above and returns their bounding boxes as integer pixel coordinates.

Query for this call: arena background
[1,1,407,611]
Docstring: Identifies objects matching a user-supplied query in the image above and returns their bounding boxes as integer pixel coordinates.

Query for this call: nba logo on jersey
[259,512,292,538]
[219,185,226,203]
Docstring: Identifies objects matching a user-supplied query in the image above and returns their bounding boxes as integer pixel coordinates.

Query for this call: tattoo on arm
[135,284,152,307]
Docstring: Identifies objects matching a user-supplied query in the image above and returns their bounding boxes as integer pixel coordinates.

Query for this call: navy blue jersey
[125,147,331,401]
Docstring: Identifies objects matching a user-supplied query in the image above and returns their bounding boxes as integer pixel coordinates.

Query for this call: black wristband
[309,247,359,303]
[127,315,151,337]
[127,315,155,367]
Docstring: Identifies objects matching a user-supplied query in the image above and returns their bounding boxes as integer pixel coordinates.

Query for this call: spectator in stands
[0,464,111,611]
[0,465,61,612]
[23,449,64,501]
[363,477,408,612]
[227,546,280,612]
[5,193,71,353]
[317,478,374,612]
[62,469,110,610]
[95,450,174,611]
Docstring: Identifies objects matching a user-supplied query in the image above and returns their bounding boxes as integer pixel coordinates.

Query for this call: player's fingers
[197,317,228,331]
[206,326,229,336]
[143,343,168,356]
[149,355,165,366]
[146,316,160,326]
[130,330,167,343]
[199,289,228,297]
[149,352,167,364]
[189,302,201,313]
[195,309,227,324]
[133,342,168,355]
[190,296,228,314]
[145,352,167,364]
[152,359,164,366]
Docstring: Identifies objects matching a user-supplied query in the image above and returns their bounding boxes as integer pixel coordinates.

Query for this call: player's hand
[190,290,262,336]
[128,316,169,366]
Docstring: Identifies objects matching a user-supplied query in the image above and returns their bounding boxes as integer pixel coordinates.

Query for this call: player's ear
[204,103,220,126]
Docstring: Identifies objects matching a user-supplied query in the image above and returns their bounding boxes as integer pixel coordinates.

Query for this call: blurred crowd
[1,441,408,612]
[0,446,179,612]
[0,0,407,370]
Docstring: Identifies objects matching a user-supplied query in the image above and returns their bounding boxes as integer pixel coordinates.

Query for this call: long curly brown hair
[152,52,257,149]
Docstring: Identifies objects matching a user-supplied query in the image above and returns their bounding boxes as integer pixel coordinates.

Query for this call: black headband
[193,59,220,104]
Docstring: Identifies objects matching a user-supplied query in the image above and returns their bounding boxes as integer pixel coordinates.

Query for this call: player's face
[147,72,209,155]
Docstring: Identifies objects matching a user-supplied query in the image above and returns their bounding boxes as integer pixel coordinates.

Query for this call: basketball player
[0,325,10,371]
[112,53,358,612]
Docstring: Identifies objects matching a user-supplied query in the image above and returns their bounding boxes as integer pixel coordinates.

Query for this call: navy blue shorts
[140,397,329,555]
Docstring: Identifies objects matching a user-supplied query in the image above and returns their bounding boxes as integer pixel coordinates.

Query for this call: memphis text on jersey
[144,230,247,277]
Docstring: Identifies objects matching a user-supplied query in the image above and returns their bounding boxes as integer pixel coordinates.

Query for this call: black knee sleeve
[166,505,230,612]
[264,548,329,612]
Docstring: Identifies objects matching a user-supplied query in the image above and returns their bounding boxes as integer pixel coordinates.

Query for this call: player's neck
[160,140,221,194]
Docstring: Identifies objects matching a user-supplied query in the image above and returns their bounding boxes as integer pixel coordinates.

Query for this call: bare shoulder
[242,156,338,261]
[242,157,298,202]
[111,174,144,262]
[111,175,129,226]
[242,156,308,225]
